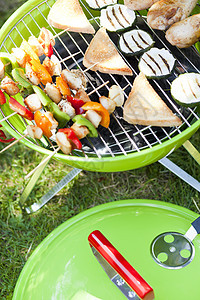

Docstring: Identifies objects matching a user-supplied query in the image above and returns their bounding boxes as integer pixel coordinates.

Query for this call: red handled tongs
[88,230,154,300]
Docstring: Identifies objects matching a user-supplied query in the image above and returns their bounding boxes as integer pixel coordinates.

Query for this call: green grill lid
[13,199,200,300]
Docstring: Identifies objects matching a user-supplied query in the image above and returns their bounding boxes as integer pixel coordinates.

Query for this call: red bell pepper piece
[0,125,15,143]
[0,89,6,105]
[66,95,85,115]
[9,97,34,121]
[58,128,82,150]
[47,44,54,57]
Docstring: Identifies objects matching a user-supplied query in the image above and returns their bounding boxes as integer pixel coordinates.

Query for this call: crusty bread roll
[124,0,159,10]
[47,0,95,34]
[123,72,182,127]
[83,27,133,76]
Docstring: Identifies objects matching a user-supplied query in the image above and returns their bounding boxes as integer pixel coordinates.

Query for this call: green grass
[0,1,200,298]
[1,132,200,299]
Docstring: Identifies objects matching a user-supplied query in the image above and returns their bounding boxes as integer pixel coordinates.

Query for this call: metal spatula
[151,216,200,269]
[88,230,154,300]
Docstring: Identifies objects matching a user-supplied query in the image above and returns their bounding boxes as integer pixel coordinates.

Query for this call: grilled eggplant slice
[171,73,200,107]
[85,0,117,10]
[100,4,136,32]
[119,29,154,56]
[138,47,175,79]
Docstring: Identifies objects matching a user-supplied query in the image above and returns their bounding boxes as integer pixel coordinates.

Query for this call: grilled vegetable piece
[9,97,34,121]
[66,95,85,115]
[12,68,33,94]
[100,4,136,32]
[171,73,200,107]
[0,89,6,105]
[85,0,117,10]
[24,94,42,112]
[32,85,52,107]
[108,85,124,107]
[72,115,98,137]
[34,111,58,138]
[47,102,70,127]
[147,0,198,31]
[165,14,200,48]
[138,48,175,79]
[123,72,182,127]
[30,59,52,85]
[0,52,19,75]
[124,0,159,11]
[83,27,133,76]
[0,76,20,96]
[119,29,154,56]
[0,124,15,143]
[56,76,71,97]
[20,40,40,63]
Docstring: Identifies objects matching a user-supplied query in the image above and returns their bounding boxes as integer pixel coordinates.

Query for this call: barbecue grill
[0,0,200,174]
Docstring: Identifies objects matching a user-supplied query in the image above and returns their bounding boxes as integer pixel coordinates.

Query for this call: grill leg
[19,156,82,214]
[159,140,200,192]
[159,157,200,192]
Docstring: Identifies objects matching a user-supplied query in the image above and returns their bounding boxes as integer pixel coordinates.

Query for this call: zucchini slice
[138,48,176,79]
[171,73,200,107]
[119,29,154,56]
[100,4,136,32]
[85,0,117,10]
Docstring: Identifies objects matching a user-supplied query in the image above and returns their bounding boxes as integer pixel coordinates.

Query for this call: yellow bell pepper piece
[30,59,52,85]
[81,102,110,128]
[20,40,40,63]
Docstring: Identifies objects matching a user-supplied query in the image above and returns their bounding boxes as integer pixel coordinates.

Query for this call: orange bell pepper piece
[34,110,52,138]
[81,102,110,128]
[30,59,52,85]
[56,77,71,97]
[20,40,40,63]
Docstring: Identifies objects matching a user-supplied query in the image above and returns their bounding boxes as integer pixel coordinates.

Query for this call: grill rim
[0,0,200,172]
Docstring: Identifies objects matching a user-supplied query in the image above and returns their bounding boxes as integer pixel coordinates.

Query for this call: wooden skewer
[59,51,81,64]
[82,62,99,73]
[53,28,70,39]
[0,132,28,154]
[88,81,110,96]
[25,146,61,180]
[0,111,18,124]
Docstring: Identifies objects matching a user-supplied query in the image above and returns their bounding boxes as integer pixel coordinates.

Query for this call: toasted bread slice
[123,72,182,127]
[83,27,133,76]
[47,0,95,34]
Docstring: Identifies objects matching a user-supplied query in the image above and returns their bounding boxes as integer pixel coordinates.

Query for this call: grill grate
[0,0,200,159]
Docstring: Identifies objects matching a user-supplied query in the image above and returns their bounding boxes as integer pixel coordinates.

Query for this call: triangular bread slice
[83,27,133,76]
[47,0,95,34]
[123,72,182,127]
